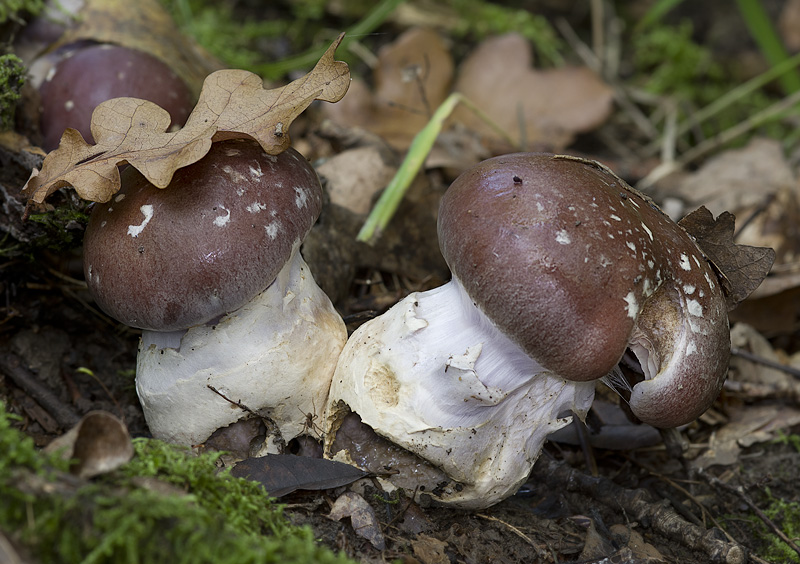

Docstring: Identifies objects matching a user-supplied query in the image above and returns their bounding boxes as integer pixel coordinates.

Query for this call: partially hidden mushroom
[37,43,193,151]
[83,138,347,447]
[324,153,730,508]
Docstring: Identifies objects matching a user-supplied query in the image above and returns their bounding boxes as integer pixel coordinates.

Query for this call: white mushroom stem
[324,277,596,509]
[136,250,347,446]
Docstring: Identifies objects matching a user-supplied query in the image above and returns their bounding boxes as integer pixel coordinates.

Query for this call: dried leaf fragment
[43,411,134,479]
[678,206,775,310]
[22,34,350,207]
[328,491,386,551]
[451,33,614,151]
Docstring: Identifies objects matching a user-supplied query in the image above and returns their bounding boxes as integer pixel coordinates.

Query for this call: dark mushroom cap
[83,139,322,332]
[438,153,730,427]
[39,43,193,151]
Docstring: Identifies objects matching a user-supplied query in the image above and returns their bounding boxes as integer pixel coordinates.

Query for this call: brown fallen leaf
[678,206,776,310]
[322,26,454,150]
[451,33,614,151]
[22,34,350,208]
[43,411,134,479]
[328,491,386,551]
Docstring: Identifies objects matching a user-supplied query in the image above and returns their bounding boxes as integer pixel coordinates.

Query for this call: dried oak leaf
[22,34,350,207]
[678,206,776,310]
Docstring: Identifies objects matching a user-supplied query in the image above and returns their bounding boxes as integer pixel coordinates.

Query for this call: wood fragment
[0,351,80,428]
[530,455,746,564]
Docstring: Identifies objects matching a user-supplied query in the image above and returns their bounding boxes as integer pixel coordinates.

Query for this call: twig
[0,351,80,428]
[697,466,800,560]
[475,513,549,560]
[731,347,800,379]
[530,454,746,564]
[206,384,256,415]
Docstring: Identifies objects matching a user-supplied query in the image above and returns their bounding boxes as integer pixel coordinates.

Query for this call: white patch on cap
[114,194,126,202]
[221,165,247,184]
[687,299,703,317]
[683,284,696,295]
[679,254,692,271]
[224,148,242,157]
[686,341,697,356]
[693,255,702,268]
[247,202,267,213]
[626,241,636,252]
[536,202,544,212]
[641,222,653,240]
[610,214,621,221]
[624,291,639,318]
[599,255,612,267]
[294,186,308,209]
[213,206,231,227]
[127,204,153,237]
[642,278,653,296]
[555,230,571,245]
[265,221,282,239]
[704,272,716,290]
[249,163,264,179]
[64,100,74,111]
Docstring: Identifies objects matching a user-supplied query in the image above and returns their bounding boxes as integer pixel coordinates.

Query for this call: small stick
[697,466,800,560]
[0,351,81,428]
[206,384,256,415]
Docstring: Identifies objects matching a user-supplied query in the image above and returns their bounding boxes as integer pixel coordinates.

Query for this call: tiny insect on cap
[83,139,323,332]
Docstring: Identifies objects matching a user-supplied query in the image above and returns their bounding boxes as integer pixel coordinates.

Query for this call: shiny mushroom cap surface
[83,139,323,332]
[39,43,193,151]
[438,153,730,427]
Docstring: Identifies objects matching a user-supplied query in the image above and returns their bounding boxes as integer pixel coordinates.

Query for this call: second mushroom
[324,153,730,508]
[83,138,347,449]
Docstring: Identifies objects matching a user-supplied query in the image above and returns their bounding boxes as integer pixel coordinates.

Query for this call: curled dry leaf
[451,33,614,151]
[43,411,134,479]
[678,206,776,310]
[328,491,386,551]
[22,34,350,208]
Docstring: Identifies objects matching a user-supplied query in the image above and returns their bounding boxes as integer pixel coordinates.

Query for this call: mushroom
[324,153,729,508]
[83,138,347,447]
[38,43,193,151]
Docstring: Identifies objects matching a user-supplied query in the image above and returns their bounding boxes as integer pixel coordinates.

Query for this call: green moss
[0,403,354,564]
[448,0,564,65]
[0,54,26,131]
[0,0,44,24]
[632,19,783,141]
[733,487,800,563]
[27,202,91,251]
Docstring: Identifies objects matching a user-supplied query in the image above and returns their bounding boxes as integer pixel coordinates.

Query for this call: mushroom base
[135,252,347,446]
[324,278,596,509]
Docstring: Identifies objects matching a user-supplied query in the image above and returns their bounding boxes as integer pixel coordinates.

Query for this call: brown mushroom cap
[83,139,322,332]
[39,43,193,151]
[438,153,730,427]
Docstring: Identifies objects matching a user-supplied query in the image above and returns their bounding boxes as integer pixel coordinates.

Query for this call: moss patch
[0,403,354,564]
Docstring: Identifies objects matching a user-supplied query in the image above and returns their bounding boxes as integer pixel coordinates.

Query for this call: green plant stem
[644,50,800,157]
[357,92,461,244]
[735,0,800,94]
[255,0,404,78]
[356,92,518,245]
